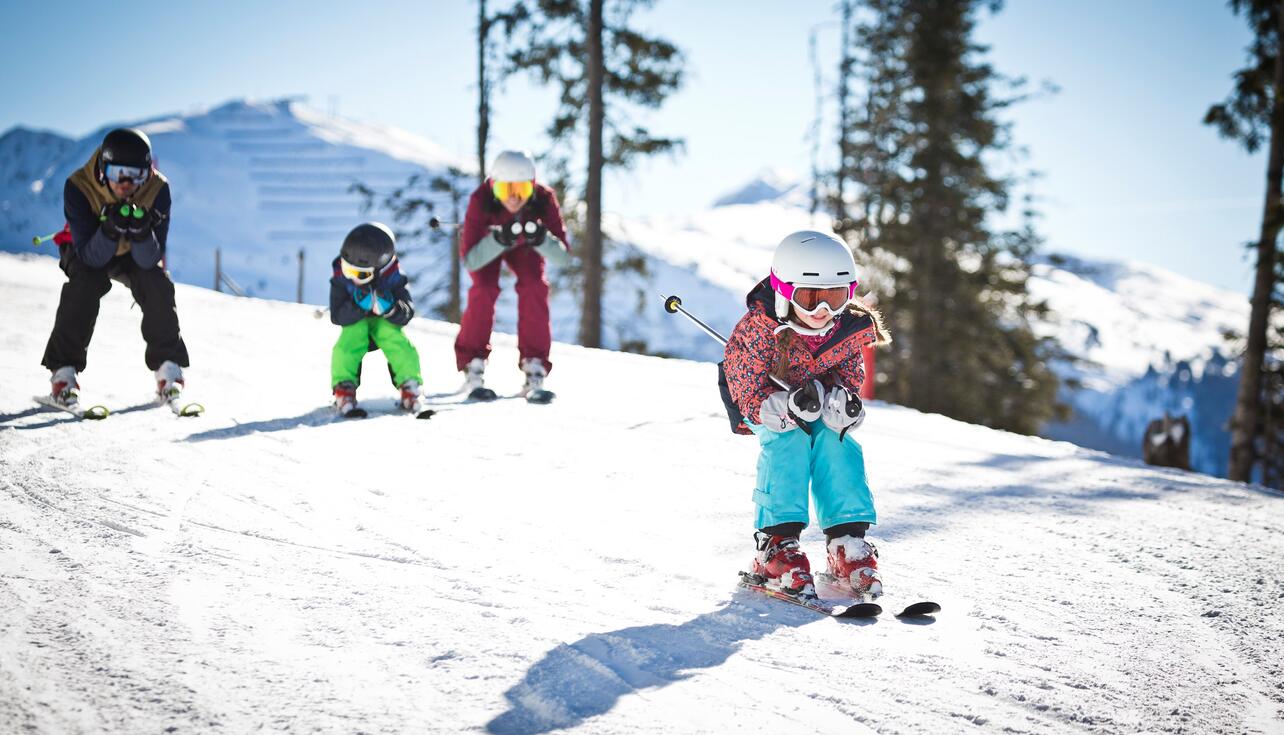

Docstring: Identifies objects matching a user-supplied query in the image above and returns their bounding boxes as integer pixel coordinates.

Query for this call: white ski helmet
[769,230,859,319]
[490,149,537,182]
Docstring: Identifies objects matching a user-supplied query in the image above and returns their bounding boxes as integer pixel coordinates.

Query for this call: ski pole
[663,294,728,345]
[662,294,813,434]
[32,232,59,246]
[428,216,462,229]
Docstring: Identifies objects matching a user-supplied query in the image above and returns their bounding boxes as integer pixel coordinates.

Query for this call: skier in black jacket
[41,127,190,407]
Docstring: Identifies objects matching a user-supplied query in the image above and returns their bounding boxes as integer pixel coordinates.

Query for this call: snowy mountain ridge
[0,250,1281,733]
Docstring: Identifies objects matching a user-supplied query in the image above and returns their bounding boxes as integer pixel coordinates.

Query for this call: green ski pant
[331,317,422,389]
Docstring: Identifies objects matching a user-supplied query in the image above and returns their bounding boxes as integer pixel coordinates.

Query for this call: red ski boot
[825,535,882,597]
[333,381,360,416]
[751,533,816,598]
[398,379,423,412]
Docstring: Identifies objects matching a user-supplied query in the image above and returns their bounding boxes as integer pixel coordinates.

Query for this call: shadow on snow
[485,592,850,734]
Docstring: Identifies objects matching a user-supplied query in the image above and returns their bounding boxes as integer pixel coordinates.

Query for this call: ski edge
[738,572,881,618]
[33,395,109,420]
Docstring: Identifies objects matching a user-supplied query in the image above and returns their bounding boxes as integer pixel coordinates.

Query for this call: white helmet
[769,230,859,319]
[490,149,536,181]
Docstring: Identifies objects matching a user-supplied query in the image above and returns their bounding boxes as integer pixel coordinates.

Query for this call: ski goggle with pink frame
[770,272,859,316]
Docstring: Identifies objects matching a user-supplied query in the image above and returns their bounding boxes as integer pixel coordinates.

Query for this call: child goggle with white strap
[770,272,859,316]
[103,163,150,185]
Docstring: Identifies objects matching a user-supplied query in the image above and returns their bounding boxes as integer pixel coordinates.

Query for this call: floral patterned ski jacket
[721,278,884,431]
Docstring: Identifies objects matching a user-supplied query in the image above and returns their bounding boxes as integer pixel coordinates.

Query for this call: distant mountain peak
[712,169,808,208]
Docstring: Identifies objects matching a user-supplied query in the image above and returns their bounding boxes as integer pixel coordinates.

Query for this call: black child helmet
[340,222,397,283]
[96,128,153,185]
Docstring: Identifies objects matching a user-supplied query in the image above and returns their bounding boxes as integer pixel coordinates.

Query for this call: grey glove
[758,391,798,433]
[821,385,865,435]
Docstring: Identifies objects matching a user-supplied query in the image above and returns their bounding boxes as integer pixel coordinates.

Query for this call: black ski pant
[41,246,190,373]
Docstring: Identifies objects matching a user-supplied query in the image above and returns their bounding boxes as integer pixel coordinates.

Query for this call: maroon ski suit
[454,181,569,373]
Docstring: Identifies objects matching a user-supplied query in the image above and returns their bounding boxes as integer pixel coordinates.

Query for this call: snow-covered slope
[1,252,1281,734]
[0,99,468,304]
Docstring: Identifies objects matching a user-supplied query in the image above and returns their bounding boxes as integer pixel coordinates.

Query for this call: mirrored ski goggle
[341,258,377,284]
[771,273,858,316]
[492,180,534,201]
[103,163,150,185]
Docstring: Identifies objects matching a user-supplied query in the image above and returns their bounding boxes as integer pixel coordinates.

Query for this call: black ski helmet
[340,222,396,269]
[98,128,152,181]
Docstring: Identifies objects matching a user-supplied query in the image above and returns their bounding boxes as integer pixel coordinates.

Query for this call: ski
[158,394,204,417]
[400,399,436,419]
[467,386,498,402]
[738,571,881,618]
[338,406,368,419]
[892,601,941,617]
[33,395,109,420]
[525,388,556,405]
[817,572,940,618]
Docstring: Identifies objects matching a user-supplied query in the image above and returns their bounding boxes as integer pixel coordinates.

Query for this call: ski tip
[466,387,498,402]
[894,602,941,617]
[83,406,110,420]
[526,389,556,404]
[340,408,368,419]
[415,408,436,419]
[834,602,883,618]
[177,403,204,417]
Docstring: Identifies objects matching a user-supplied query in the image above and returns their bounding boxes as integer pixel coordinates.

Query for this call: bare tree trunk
[449,192,463,322]
[834,0,855,221]
[477,0,490,185]
[580,0,605,348]
[1229,5,1284,482]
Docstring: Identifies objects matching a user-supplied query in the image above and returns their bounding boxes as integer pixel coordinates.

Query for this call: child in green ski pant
[329,222,423,416]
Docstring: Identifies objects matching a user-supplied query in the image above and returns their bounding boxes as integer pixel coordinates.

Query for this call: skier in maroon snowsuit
[454,150,571,397]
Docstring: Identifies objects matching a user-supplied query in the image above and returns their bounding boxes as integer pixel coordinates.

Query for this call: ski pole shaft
[663,295,728,345]
[428,216,462,230]
[32,232,59,246]
[661,294,809,432]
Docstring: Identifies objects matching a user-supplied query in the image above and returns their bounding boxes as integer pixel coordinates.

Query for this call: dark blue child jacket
[329,257,415,327]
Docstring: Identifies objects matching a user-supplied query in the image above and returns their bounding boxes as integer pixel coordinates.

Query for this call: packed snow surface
[1,252,1281,734]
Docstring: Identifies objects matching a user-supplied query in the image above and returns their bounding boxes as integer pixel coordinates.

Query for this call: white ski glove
[821,385,865,436]
[758,391,796,432]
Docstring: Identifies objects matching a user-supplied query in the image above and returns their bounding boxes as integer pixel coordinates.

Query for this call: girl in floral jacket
[723,230,889,601]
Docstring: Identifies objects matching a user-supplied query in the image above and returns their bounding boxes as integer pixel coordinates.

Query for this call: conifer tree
[1205,0,1284,482]
[500,0,684,347]
[835,0,1063,434]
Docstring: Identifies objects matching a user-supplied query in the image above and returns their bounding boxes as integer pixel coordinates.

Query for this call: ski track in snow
[1,252,1282,734]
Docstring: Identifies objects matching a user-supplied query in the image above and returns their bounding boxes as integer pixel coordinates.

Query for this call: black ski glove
[100,203,133,239]
[125,204,157,242]
[787,379,824,423]
[492,223,520,248]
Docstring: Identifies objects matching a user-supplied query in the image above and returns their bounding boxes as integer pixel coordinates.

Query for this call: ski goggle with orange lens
[793,286,854,315]
[492,180,534,201]
[771,273,858,316]
[103,164,150,185]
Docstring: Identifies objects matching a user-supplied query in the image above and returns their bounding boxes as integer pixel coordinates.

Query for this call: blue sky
[0,1,1265,294]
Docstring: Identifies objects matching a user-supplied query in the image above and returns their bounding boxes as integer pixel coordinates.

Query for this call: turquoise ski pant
[747,420,877,531]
